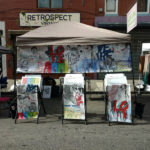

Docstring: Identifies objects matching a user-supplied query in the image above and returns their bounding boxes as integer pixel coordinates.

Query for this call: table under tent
[16,21,134,124]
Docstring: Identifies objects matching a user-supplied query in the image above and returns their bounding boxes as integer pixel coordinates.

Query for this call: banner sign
[17,44,131,73]
[17,84,39,120]
[19,12,80,26]
[127,2,137,33]
[107,84,132,123]
[63,74,85,120]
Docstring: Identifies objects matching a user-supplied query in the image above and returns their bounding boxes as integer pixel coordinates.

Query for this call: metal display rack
[15,86,46,124]
[61,74,87,125]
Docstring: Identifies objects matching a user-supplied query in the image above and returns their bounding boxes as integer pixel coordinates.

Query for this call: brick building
[0,0,150,79]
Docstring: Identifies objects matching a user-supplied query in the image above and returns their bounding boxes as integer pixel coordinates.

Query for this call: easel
[15,85,46,124]
[103,43,136,126]
[61,74,87,125]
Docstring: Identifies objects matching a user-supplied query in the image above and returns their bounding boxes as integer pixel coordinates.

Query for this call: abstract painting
[107,84,132,123]
[17,44,131,73]
[63,74,85,120]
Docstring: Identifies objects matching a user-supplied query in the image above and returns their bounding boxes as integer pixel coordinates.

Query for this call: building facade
[0,0,149,79]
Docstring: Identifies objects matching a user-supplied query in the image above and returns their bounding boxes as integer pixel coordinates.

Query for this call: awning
[16,21,131,46]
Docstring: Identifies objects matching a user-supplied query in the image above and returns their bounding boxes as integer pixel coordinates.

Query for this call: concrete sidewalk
[0,94,150,150]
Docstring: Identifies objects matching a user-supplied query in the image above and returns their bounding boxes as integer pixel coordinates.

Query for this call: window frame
[105,0,118,15]
[137,0,150,14]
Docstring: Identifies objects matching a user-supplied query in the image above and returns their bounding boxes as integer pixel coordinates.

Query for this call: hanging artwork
[17,44,131,73]
[107,84,132,123]
[17,84,39,119]
[63,74,85,120]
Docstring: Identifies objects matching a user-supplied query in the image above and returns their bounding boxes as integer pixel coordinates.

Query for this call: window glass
[106,0,116,12]
[138,0,148,12]
[69,0,72,6]
[51,0,62,8]
[82,0,85,6]
[38,0,50,8]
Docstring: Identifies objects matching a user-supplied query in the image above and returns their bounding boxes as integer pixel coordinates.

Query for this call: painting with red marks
[107,84,132,123]
[17,44,131,73]
[63,74,85,120]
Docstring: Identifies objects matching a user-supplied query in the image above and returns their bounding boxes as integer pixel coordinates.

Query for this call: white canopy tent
[16,21,130,46]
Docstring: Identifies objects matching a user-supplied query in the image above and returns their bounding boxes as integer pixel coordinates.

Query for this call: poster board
[104,73,127,91]
[63,74,85,120]
[17,44,131,73]
[142,43,150,52]
[107,84,132,123]
[42,85,52,99]
[17,84,39,119]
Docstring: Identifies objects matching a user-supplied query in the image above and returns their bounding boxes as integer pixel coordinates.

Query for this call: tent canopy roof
[16,21,130,46]
[0,46,13,54]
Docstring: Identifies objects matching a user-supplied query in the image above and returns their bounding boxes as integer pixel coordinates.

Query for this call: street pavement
[0,94,150,150]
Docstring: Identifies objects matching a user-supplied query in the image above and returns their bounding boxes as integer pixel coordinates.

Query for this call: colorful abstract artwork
[63,74,85,120]
[17,84,39,119]
[107,84,132,123]
[21,77,42,88]
[17,44,131,73]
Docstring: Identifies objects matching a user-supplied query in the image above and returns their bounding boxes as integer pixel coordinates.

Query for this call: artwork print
[17,84,39,119]
[17,44,131,73]
[107,84,132,123]
[63,74,85,120]
[42,85,52,99]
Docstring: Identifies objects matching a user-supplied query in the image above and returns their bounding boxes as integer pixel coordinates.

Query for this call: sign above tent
[127,2,137,33]
[19,12,80,26]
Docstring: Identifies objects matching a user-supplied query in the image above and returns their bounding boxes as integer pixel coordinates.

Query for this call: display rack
[102,44,136,126]
[61,74,87,125]
[15,85,46,124]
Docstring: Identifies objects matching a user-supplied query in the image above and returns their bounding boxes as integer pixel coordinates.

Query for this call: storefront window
[51,0,62,8]
[38,0,62,8]
[38,0,50,8]
[138,0,149,13]
[105,0,118,14]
